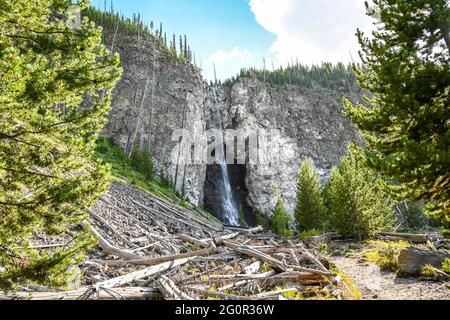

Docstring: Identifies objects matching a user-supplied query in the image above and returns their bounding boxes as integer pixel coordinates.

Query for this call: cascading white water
[210,87,240,226]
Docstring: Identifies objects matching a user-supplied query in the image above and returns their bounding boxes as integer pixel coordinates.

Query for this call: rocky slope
[11,181,348,300]
[102,31,362,224]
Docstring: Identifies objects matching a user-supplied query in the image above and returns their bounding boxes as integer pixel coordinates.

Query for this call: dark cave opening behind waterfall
[203,160,257,228]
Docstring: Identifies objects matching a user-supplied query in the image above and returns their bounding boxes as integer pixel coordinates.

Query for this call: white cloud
[202,47,254,81]
[203,47,252,65]
[248,0,374,66]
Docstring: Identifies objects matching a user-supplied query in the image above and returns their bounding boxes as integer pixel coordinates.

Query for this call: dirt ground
[332,247,450,300]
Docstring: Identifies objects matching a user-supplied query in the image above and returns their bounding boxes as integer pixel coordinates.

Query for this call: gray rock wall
[102,33,207,206]
[208,77,362,217]
[102,32,362,221]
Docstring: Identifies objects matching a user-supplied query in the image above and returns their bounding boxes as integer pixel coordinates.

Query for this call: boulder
[398,247,450,275]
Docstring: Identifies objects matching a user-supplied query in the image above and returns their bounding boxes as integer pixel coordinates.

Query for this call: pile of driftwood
[2,183,355,301]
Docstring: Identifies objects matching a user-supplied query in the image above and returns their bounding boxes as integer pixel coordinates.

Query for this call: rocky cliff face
[102,32,362,224]
[102,33,208,206]
[204,78,362,220]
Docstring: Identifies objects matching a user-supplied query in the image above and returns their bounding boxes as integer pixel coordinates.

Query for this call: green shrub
[362,240,408,272]
[421,264,438,279]
[397,201,442,232]
[130,145,154,182]
[159,170,173,188]
[295,159,327,231]
[238,206,246,228]
[256,212,272,231]
[323,145,394,239]
[272,199,293,237]
[319,242,329,254]
[442,258,450,274]
[377,246,399,271]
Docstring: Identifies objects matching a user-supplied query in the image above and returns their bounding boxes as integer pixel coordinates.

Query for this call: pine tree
[179,35,183,58]
[172,34,176,52]
[130,144,154,182]
[0,0,121,290]
[323,146,394,239]
[272,198,293,237]
[343,0,450,235]
[295,159,326,231]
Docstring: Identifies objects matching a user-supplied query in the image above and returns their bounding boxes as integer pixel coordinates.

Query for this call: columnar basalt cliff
[102,32,362,224]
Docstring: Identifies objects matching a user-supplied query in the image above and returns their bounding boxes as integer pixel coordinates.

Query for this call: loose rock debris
[2,182,354,300]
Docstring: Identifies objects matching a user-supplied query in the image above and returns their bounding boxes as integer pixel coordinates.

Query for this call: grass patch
[319,242,329,254]
[261,262,273,272]
[299,228,322,241]
[361,240,409,272]
[328,264,362,300]
[331,267,362,300]
[337,272,362,300]
[420,264,438,280]
[442,258,450,274]
[281,290,304,300]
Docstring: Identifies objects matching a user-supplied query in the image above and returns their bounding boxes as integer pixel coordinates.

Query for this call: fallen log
[177,234,209,248]
[185,287,253,300]
[130,198,207,234]
[99,197,165,240]
[158,275,193,300]
[377,232,429,242]
[219,240,287,272]
[297,247,330,273]
[219,240,332,276]
[89,224,142,260]
[251,287,297,299]
[131,242,160,253]
[207,271,327,284]
[209,271,277,281]
[243,261,261,274]
[224,226,263,234]
[149,196,224,232]
[89,210,137,248]
[89,246,217,267]
[0,287,160,300]
[93,257,193,288]
[176,257,244,284]
[28,243,66,250]
[218,280,250,292]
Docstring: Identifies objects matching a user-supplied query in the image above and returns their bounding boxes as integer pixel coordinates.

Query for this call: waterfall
[210,87,240,226]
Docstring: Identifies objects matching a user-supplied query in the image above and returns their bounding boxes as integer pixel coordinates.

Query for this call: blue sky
[92,0,373,81]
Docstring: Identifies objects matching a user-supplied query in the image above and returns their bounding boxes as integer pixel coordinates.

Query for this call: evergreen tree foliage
[272,198,293,237]
[397,201,441,233]
[0,0,121,289]
[223,62,359,92]
[295,159,327,231]
[83,6,196,66]
[159,170,173,189]
[343,0,450,235]
[130,145,154,182]
[323,146,395,238]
